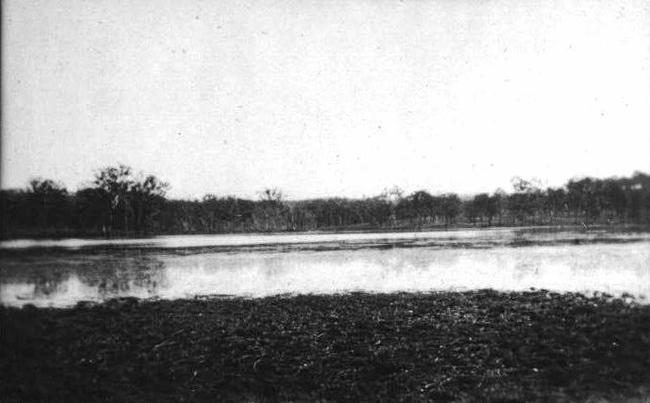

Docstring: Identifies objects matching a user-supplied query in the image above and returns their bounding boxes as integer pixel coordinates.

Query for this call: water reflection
[1,255,167,307]
[1,232,649,307]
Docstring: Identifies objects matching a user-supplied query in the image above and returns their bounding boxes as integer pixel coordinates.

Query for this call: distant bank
[1,166,649,240]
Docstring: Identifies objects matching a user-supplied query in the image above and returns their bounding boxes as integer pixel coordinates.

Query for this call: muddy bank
[2,290,650,402]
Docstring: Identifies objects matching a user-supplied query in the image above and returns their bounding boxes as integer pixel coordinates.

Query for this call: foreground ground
[1,291,649,402]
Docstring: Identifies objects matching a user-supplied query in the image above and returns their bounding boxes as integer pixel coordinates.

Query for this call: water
[1,228,649,307]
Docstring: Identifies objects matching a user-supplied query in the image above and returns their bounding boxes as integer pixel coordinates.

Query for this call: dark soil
[2,290,649,402]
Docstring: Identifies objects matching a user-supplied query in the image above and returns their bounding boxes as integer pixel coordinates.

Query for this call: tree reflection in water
[1,254,168,304]
[77,257,167,297]
[31,271,68,298]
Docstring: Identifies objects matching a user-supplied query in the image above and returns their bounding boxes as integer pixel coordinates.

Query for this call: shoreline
[3,223,650,243]
[2,290,649,402]
[2,225,649,257]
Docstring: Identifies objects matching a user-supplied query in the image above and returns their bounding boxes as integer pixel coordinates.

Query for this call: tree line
[1,165,649,238]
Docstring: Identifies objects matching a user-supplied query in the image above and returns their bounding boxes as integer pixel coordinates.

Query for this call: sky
[2,0,649,200]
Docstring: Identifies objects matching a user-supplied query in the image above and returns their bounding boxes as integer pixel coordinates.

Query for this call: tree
[256,188,288,231]
[399,190,435,228]
[75,187,107,232]
[27,178,68,229]
[130,174,168,233]
[440,194,461,226]
[544,187,567,224]
[566,178,602,225]
[93,165,134,233]
[469,193,496,226]
[601,179,626,221]
[92,165,167,235]
[379,186,403,227]
[507,177,543,225]
[492,188,507,226]
[464,197,479,225]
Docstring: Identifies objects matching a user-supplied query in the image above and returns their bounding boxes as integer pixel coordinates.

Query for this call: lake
[1,227,649,307]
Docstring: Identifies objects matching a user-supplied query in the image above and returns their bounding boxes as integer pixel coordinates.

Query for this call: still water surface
[1,228,649,307]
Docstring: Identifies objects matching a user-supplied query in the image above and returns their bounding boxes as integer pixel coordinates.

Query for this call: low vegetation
[2,290,649,402]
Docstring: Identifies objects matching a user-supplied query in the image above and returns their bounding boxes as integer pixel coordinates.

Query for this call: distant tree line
[1,166,649,239]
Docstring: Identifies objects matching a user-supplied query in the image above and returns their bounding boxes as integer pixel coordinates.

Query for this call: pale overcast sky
[2,0,649,199]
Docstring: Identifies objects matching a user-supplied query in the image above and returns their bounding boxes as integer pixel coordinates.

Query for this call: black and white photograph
[1,0,649,401]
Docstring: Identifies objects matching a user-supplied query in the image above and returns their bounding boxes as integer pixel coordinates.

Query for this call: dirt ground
[2,290,649,402]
